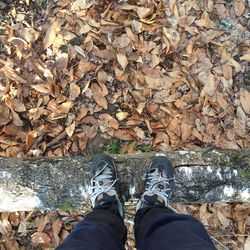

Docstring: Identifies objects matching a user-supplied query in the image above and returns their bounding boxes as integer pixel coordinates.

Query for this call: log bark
[0,149,249,212]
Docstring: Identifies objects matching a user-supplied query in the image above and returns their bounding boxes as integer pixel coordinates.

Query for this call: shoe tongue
[95,192,116,207]
[144,193,165,206]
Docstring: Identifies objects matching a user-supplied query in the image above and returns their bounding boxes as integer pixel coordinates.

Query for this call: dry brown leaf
[240,53,250,62]
[153,132,169,147]
[18,221,27,235]
[136,7,151,19]
[217,209,231,228]
[11,110,23,127]
[117,53,128,70]
[87,125,98,139]
[199,72,217,97]
[31,84,53,95]
[244,236,250,249]
[112,34,131,49]
[205,0,214,12]
[221,64,232,80]
[78,62,96,76]
[26,130,38,151]
[56,52,69,71]
[116,111,129,121]
[114,129,135,141]
[240,89,250,115]
[43,19,61,49]
[195,11,212,28]
[91,83,108,109]
[9,212,19,226]
[66,121,76,137]
[93,49,116,60]
[69,83,80,100]
[178,16,196,27]
[181,119,194,142]
[76,107,88,121]
[234,0,246,16]
[1,65,26,84]
[136,102,146,115]
[99,114,119,130]
[131,20,143,34]
[31,232,51,244]
[97,70,108,84]
[162,28,180,50]
[52,218,62,236]
[134,126,145,140]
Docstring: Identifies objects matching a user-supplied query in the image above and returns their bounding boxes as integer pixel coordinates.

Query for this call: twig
[211,234,250,237]
[210,236,230,250]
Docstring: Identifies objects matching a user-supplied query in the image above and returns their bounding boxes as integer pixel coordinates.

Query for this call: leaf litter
[0,203,249,249]
[0,0,249,157]
[0,0,249,249]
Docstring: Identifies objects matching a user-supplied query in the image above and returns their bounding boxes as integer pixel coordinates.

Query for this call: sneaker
[88,154,123,217]
[136,156,175,211]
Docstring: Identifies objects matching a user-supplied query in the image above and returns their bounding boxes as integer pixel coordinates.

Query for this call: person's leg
[134,155,216,250]
[135,205,216,250]
[56,154,127,250]
[57,202,127,250]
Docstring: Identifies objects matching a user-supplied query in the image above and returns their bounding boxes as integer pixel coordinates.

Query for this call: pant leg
[57,202,127,250]
[134,205,216,250]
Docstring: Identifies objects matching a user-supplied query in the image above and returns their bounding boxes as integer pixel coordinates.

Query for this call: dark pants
[57,203,216,250]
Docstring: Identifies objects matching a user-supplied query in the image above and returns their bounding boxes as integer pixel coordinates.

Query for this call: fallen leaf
[116,111,129,121]
[91,83,108,109]
[134,126,145,140]
[43,19,61,49]
[99,114,119,130]
[77,62,96,76]
[18,221,27,235]
[26,130,38,151]
[162,27,180,49]
[31,84,53,95]
[76,107,88,121]
[117,53,128,70]
[234,0,245,16]
[11,110,23,127]
[195,11,212,28]
[181,118,194,142]
[97,70,108,84]
[114,129,135,140]
[66,121,76,137]
[1,65,26,84]
[112,34,131,48]
[240,53,250,62]
[244,236,250,249]
[131,20,143,34]
[199,72,217,97]
[69,83,80,100]
[240,88,250,115]
[136,7,151,19]
[221,64,232,80]
[205,0,214,12]
[52,218,62,236]
[31,232,51,244]
[93,49,116,60]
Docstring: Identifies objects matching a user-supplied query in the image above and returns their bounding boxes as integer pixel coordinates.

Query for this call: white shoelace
[89,163,118,206]
[143,168,174,204]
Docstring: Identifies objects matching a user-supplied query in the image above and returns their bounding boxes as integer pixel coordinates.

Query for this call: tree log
[0,149,249,211]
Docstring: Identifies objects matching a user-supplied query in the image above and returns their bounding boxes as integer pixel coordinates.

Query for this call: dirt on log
[0,149,249,212]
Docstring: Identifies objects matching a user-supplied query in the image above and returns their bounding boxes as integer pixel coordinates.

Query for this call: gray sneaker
[88,154,123,217]
[136,156,175,211]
